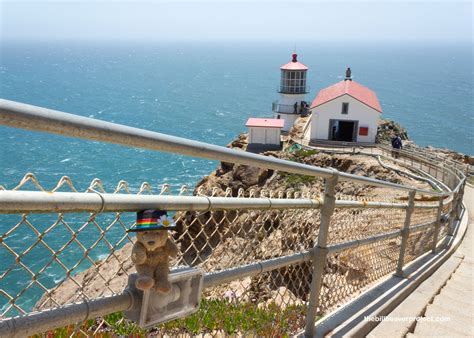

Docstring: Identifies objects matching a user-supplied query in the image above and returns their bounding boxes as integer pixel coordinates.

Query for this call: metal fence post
[455,181,466,220]
[431,197,444,253]
[447,191,458,237]
[304,174,338,337]
[395,190,416,277]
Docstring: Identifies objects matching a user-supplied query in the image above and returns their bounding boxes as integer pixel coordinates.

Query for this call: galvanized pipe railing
[0,292,134,338]
[379,145,464,192]
[0,190,442,214]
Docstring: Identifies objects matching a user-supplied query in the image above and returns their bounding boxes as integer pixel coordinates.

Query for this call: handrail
[0,99,448,196]
[0,190,439,214]
[379,145,465,193]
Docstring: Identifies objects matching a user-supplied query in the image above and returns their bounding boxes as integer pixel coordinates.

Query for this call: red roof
[280,53,308,71]
[246,118,285,128]
[311,80,382,113]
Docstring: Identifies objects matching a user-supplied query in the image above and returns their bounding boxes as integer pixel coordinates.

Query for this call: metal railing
[0,99,466,337]
[272,101,310,115]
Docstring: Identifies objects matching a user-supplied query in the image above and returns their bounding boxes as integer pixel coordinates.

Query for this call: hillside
[35,118,439,314]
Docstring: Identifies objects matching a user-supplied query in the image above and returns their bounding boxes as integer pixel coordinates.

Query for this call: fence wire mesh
[329,206,406,245]
[320,236,401,314]
[0,166,458,336]
[0,173,323,336]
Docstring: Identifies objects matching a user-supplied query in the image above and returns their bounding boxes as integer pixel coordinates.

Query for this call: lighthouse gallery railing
[0,99,466,337]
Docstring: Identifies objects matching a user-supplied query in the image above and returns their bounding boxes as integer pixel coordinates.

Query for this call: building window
[341,102,349,114]
[277,115,280,119]
[280,70,307,94]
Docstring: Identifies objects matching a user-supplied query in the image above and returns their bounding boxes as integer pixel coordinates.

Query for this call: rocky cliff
[35,117,465,311]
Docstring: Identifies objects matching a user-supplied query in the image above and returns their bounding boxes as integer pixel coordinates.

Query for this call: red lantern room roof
[280,53,308,71]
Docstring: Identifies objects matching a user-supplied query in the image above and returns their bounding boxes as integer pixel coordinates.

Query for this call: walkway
[408,185,473,337]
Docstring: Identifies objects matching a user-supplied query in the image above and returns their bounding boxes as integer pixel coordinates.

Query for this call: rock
[232,165,269,188]
[260,287,303,309]
[227,133,248,150]
[376,119,409,144]
[223,277,252,302]
[35,242,136,310]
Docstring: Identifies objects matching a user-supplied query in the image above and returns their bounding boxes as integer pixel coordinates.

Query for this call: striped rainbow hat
[128,210,176,232]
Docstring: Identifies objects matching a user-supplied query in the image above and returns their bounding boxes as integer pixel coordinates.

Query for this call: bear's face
[136,231,168,251]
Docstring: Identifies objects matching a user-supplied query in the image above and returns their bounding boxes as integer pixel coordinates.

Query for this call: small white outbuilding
[309,75,382,144]
[246,118,284,151]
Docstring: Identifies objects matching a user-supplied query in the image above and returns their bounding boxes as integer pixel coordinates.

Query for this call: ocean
[0,41,472,313]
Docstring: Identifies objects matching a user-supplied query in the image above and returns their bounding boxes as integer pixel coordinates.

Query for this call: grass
[162,299,307,336]
[282,173,316,188]
[467,175,474,186]
[293,148,318,158]
[39,299,309,337]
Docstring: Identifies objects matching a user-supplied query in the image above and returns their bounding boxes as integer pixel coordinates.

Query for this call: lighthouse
[272,53,309,132]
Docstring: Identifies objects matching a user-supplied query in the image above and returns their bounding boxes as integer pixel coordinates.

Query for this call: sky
[0,1,472,42]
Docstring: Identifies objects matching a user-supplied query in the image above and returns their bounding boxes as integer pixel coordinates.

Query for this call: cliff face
[36,121,437,310]
[376,118,472,164]
[376,119,409,143]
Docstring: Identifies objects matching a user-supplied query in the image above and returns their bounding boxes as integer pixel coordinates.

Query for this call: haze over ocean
[0,40,472,311]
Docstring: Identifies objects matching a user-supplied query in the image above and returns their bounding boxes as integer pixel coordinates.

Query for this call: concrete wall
[309,94,380,143]
[248,127,281,145]
[273,113,299,132]
[275,93,306,132]
[279,93,306,106]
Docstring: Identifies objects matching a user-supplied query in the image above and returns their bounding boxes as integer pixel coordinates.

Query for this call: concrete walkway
[408,185,474,337]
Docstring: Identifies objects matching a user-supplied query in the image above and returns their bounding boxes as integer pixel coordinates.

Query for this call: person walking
[391,134,403,158]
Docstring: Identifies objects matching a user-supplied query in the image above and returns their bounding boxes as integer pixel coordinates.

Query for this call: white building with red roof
[272,53,310,132]
[309,69,382,143]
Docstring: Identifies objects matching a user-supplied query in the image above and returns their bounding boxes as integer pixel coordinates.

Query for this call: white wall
[275,93,306,132]
[309,94,380,143]
[279,93,306,106]
[274,113,299,132]
[249,127,281,145]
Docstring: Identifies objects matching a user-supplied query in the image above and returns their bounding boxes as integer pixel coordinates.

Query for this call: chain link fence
[1,173,325,336]
[0,170,452,336]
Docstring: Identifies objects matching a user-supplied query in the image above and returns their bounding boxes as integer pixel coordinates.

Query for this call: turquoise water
[0,41,472,312]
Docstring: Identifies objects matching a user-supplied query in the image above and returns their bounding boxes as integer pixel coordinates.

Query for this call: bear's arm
[131,242,147,265]
[165,238,179,258]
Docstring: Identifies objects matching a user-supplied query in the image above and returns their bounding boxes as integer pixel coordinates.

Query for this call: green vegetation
[39,299,309,337]
[293,148,318,158]
[282,173,316,188]
[467,175,474,186]
[162,299,307,336]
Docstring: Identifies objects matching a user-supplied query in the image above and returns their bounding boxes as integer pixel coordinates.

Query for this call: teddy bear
[128,210,179,293]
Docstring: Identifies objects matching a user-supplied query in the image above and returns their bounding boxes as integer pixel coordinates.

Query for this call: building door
[329,120,358,142]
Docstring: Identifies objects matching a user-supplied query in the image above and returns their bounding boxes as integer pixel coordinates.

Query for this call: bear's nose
[147,240,155,246]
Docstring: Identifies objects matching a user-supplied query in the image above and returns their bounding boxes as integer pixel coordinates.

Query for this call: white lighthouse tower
[272,53,309,132]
